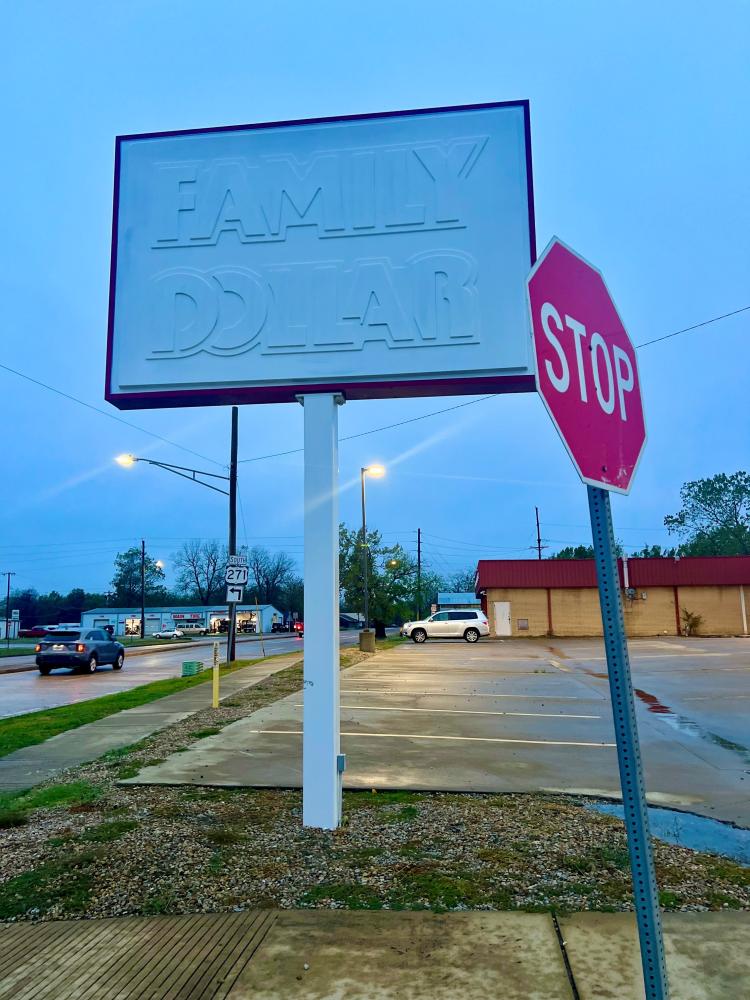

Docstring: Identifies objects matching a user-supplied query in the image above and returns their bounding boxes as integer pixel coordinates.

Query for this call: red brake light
[76,643,85,653]
[35,644,41,652]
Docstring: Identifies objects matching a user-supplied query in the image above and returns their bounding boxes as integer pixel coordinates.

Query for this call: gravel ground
[1,650,748,922]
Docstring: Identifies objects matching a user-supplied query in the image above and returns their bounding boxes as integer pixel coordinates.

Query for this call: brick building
[475,556,750,638]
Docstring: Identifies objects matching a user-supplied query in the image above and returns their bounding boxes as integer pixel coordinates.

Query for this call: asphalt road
[136,635,750,826]
[0,632,359,719]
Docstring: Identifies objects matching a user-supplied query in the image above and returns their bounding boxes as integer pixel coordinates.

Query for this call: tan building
[475,556,750,638]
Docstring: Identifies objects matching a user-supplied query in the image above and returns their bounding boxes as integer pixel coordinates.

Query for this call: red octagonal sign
[527,238,646,494]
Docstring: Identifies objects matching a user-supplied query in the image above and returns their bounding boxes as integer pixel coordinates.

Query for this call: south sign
[106,102,535,408]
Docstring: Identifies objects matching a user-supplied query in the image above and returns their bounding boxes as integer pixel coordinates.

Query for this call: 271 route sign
[225,565,249,585]
[527,238,646,493]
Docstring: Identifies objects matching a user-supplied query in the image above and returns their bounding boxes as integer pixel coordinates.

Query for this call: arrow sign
[226,585,244,604]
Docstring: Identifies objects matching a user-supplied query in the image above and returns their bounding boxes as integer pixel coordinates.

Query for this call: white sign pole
[300,392,343,829]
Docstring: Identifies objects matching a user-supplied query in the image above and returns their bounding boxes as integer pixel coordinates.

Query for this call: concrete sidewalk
[0,653,300,792]
[0,910,747,998]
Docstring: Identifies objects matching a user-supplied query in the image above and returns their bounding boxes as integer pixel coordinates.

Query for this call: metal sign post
[300,393,343,830]
[528,239,668,999]
[588,486,668,999]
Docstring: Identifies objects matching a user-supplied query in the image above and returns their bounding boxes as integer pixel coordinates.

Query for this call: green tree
[550,544,596,560]
[629,544,677,559]
[664,471,750,555]
[111,547,166,605]
[339,524,423,631]
[278,574,304,617]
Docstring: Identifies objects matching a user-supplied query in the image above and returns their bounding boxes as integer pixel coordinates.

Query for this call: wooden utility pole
[416,528,422,619]
[535,507,543,560]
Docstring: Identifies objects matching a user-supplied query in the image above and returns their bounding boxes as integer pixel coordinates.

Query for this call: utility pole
[416,529,422,619]
[140,540,146,639]
[3,572,15,649]
[227,406,239,664]
[535,507,543,560]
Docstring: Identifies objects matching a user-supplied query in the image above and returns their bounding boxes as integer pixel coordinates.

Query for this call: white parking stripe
[292,704,600,720]
[247,729,616,749]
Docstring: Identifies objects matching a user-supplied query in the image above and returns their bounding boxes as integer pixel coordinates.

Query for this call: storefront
[81,604,284,637]
[475,556,750,639]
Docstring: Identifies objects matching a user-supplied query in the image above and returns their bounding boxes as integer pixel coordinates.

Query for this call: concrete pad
[560,912,750,999]
[227,911,573,1000]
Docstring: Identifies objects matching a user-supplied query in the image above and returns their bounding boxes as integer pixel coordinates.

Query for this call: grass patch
[0,850,102,919]
[0,781,103,817]
[344,790,420,811]
[205,826,246,846]
[300,882,384,910]
[385,805,419,823]
[79,819,138,843]
[0,654,289,759]
[388,868,512,912]
[189,728,222,739]
[0,646,34,658]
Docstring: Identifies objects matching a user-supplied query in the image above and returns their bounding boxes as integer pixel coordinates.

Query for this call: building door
[493,602,512,636]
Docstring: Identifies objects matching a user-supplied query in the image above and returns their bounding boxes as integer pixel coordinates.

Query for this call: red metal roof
[475,556,750,592]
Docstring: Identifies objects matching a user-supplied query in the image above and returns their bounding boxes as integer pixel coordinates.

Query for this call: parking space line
[340,690,591,701]
[247,729,616,748]
[292,704,600,720]
[548,659,571,672]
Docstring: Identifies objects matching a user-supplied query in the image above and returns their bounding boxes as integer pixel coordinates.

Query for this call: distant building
[437,592,481,611]
[475,557,750,638]
[80,604,284,637]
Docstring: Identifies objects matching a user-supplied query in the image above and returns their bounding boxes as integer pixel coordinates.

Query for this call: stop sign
[527,238,646,494]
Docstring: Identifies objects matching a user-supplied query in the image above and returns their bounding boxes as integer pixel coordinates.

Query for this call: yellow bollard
[212,641,220,709]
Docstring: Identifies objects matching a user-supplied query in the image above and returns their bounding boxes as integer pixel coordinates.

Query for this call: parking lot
[133,635,750,826]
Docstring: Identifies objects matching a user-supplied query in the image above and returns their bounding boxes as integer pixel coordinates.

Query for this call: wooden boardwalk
[0,911,276,1000]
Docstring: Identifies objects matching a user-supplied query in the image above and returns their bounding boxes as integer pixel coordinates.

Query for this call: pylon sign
[105,102,535,410]
[527,238,646,494]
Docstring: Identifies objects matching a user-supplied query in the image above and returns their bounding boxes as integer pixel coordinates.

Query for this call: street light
[116,407,239,661]
[360,464,386,650]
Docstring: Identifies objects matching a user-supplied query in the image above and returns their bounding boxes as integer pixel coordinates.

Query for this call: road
[136,635,750,826]
[0,632,360,718]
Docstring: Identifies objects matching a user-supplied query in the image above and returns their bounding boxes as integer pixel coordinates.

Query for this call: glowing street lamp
[360,464,386,638]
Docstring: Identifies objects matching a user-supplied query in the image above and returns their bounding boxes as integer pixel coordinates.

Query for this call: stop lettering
[527,238,646,493]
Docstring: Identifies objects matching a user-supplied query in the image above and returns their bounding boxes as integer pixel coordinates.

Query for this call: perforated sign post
[528,238,668,1000]
[107,101,535,830]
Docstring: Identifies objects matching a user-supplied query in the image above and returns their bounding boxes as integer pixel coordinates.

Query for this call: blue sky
[1,1,748,594]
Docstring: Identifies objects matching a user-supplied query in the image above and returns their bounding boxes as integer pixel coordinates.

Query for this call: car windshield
[47,631,81,640]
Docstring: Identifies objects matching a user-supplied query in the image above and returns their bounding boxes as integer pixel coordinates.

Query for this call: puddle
[632,688,750,768]
[580,669,750,768]
[586,802,750,865]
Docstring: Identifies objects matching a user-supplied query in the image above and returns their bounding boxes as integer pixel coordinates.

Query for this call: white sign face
[11,610,20,620]
[225,565,249,585]
[227,553,248,566]
[107,102,535,408]
[226,584,244,604]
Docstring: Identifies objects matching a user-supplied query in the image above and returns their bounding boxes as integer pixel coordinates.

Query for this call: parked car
[175,623,208,636]
[293,621,304,637]
[400,610,489,643]
[151,628,184,639]
[239,620,257,634]
[271,621,290,633]
[36,629,125,675]
[19,626,48,638]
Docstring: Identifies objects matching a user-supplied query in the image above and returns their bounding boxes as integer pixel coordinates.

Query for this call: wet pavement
[0,634,359,719]
[131,636,750,827]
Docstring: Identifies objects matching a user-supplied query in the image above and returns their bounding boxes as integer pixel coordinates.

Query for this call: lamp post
[3,572,15,650]
[116,405,239,661]
[359,464,385,651]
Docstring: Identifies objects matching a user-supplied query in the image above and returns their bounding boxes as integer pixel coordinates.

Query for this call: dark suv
[35,629,125,675]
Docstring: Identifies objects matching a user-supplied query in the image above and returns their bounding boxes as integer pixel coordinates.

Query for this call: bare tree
[173,540,227,604]
[247,546,296,605]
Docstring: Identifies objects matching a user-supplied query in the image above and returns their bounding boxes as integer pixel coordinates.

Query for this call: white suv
[401,610,489,643]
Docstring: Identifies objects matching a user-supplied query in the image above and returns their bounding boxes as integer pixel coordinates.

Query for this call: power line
[0,361,222,467]
[635,305,750,348]
[238,394,498,464]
